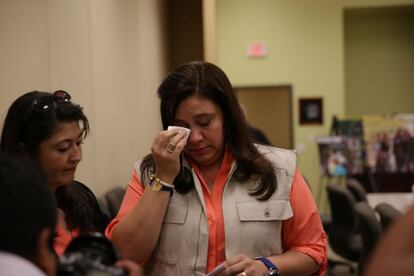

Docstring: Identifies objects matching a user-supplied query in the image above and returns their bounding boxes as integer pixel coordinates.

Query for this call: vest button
[265,211,270,217]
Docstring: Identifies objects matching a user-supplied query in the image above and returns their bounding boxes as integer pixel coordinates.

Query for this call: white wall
[0,0,167,196]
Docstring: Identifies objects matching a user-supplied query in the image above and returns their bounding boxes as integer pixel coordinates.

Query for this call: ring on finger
[241,272,248,276]
[166,143,176,153]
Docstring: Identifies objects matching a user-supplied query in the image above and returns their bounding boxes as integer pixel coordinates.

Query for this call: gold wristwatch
[150,175,174,194]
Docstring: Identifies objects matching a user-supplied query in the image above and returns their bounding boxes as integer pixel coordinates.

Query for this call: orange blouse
[106,150,327,275]
[54,227,79,256]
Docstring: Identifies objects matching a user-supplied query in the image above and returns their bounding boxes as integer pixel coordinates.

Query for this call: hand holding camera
[58,232,142,276]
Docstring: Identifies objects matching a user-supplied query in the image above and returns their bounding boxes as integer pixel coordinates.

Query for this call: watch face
[266,270,279,276]
[151,179,163,192]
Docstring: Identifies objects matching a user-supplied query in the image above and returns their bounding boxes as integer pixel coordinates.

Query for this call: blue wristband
[255,257,279,276]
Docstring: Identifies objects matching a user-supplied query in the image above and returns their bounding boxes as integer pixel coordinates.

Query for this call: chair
[326,184,362,274]
[104,187,126,219]
[353,202,382,275]
[346,178,367,202]
[374,202,402,232]
[98,196,110,217]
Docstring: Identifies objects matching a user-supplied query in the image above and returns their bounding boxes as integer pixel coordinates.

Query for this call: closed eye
[197,118,212,127]
[198,121,209,127]
[57,147,69,153]
[196,114,214,127]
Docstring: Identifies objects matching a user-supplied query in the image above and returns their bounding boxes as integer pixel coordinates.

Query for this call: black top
[55,181,109,233]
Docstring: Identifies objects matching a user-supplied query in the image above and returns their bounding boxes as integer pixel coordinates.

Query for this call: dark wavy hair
[0,91,106,233]
[0,91,89,157]
[141,61,277,200]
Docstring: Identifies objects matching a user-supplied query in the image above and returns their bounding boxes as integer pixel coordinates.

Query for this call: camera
[57,232,127,276]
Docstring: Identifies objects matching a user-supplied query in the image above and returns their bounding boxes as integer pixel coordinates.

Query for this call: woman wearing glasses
[0,90,109,255]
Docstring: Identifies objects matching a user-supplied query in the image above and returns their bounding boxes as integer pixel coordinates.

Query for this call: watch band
[150,175,174,195]
[150,174,175,189]
[255,257,279,276]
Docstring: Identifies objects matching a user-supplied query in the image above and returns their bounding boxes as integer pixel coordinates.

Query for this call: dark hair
[0,154,57,260]
[56,181,109,233]
[0,91,107,233]
[0,91,89,158]
[141,61,277,200]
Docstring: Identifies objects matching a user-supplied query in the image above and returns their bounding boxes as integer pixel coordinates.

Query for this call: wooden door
[236,85,293,149]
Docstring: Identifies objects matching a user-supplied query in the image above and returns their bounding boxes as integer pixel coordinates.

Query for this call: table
[367,193,414,213]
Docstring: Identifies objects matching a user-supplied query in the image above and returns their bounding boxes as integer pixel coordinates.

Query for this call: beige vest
[138,145,297,276]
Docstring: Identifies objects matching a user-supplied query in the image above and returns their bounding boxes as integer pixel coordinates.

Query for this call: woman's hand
[219,254,267,276]
[115,259,143,276]
[219,251,319,275]
[151,129,188,183]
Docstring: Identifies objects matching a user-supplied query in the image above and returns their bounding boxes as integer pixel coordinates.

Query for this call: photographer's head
[0,154,57,276]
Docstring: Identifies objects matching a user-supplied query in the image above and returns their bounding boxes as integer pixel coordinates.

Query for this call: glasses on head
[31,90,72,112]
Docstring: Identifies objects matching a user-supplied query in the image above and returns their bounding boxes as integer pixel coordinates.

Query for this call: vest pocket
[147,255,179,275]
[149,204,186,275]
[155,255,178,264]
[236,199,293,221]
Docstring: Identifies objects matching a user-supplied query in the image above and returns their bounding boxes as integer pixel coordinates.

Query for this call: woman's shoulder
[61,180,99,202]
[56,180,95,199]
[255,144,297,173]
[56,181,110,232]
[71,180,94,192]
[255,144,297,160]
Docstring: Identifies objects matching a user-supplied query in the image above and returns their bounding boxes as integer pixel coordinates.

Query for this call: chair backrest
[353,202,382,274]
[104,187,126,219]
[326,184,361,262]
[98,196,110,217]
[374,202,402,232]
[346,178,367,202]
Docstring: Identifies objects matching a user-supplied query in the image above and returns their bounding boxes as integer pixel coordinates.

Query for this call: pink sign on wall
[246,42,267,58]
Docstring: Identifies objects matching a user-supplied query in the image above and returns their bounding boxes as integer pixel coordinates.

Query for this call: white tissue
[167,126,191,143]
